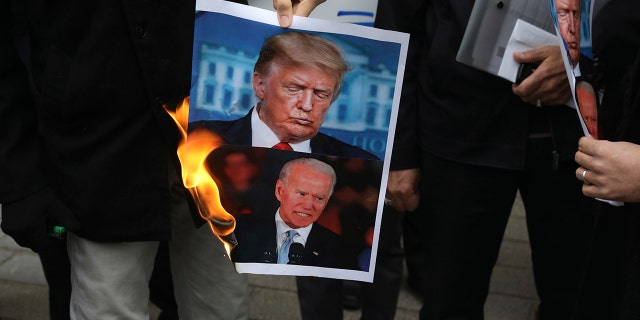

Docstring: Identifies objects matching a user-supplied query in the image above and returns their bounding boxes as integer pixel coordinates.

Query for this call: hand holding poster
[457,0,556,80]
[248,0,378,26]
[548,0,622,206]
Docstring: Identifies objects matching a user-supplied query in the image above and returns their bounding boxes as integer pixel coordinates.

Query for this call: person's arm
[375,0,428,212]
[0,1,76,252]
[273,0,326,28]
[511,45,572,106]
[0,0,46,203]
[574,137,640,203]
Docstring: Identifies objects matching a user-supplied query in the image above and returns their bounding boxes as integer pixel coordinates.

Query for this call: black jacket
[573,1,640,319]
[374,0,583,171]
[0,0,246,242]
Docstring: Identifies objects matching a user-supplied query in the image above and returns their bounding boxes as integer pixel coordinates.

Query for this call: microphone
[261,249,277,263]
[288,243,304,265]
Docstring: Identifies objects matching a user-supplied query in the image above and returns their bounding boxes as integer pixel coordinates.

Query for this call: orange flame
[165,97,236,256]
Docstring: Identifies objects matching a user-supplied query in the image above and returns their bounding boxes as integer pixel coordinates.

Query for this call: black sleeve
[0,1,47,203]
[374,0,429,170]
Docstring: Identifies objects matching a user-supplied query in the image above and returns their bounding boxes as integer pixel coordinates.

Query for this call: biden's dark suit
[231,213,357,270]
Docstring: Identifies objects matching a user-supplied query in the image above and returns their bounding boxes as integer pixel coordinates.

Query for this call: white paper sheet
[498,19,559,82]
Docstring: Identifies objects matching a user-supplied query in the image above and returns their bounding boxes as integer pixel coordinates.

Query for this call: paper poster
[184,0,409,282]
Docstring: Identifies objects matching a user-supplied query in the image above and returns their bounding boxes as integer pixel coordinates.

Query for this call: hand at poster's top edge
[273,0,327,27]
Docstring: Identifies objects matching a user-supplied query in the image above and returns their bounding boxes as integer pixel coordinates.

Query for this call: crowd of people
[1,0,639,319]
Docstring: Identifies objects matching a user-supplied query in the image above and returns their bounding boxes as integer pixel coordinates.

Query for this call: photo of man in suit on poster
[190,30,378,160]
[188,6,405,161]
[231,157,359,269]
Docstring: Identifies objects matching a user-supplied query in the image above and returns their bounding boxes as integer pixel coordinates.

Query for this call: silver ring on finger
[581,168,590,185]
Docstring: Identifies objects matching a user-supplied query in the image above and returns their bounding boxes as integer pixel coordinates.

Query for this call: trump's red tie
[272,142,293,151]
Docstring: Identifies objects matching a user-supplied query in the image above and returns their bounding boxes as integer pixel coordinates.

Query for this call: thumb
[274,0,294,27]
[513,46,547,64]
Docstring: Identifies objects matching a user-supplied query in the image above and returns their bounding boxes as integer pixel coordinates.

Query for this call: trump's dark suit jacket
[189,108,378,161]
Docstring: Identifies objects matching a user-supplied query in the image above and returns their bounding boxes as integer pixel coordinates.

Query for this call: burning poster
[174,0,408,282]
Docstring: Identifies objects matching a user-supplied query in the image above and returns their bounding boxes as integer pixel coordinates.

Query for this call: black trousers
[296,205,404,320]
[572,204,640,320]
[38,243,71,320]
[416,138,593,320]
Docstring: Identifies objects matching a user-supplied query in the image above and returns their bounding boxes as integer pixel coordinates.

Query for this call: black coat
[0,0,246,242]
[573,1,640,319]
[374,0,583,171]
